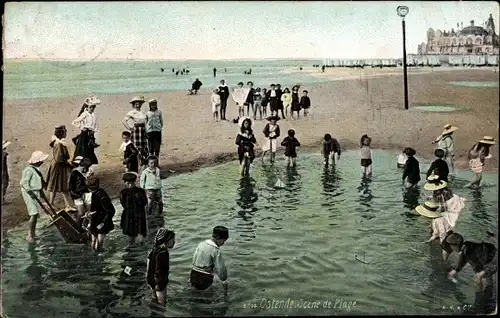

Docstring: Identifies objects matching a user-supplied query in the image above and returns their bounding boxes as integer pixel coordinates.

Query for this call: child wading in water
[426,148,449,182]
[433,124,457,176]
[20,151,49,242]
[120,131,139,173]
[466,136,496,188]
[322,134,341,166]
[262,116,281,163]
[211,88,221,122]
[402,147,421,188]
[147,228,175,306]
[281,129,301,167]
[85,176,115,252]
[360,134,373,177]
[235,117,257,176]
[140,156,163,215]
[120,172,148,246]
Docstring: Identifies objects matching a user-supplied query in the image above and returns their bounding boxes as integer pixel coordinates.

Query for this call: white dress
[262,124,278,152]
[441,194,466,228]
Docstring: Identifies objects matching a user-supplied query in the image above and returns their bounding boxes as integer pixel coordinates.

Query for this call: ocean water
[1,150,498,317]
[3,59,330,100]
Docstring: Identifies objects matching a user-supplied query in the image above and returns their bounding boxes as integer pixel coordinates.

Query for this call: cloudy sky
[4,1,499,60]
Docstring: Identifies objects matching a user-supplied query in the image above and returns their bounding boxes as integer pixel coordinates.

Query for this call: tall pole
[402,18,409,110]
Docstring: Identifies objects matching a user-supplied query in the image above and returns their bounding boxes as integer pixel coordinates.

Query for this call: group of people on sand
[210,80,312,122]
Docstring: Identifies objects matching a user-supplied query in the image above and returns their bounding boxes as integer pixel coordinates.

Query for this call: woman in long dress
[120,172,148,246]
[122,96,148,169]
[46,125,73,210]
[72,96,100,165]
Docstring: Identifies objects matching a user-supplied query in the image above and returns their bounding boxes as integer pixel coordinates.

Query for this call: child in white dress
[262,116,281,163]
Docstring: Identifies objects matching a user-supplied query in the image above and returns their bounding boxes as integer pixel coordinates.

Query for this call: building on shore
[417,14,499,55]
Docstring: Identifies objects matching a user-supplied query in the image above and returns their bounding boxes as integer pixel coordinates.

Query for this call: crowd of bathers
[1,91,497,313]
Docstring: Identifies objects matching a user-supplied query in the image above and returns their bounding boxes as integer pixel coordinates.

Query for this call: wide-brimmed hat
[415,200,441,218]
[84,95,101,106]
[2,141,11,149]
[129,96,145,104]
[238,116,253,128]
[266,115,280,122]
[442,124,458,135]
[28,151,49,164]
[148,99,157,104]
[479,136,496,145]
[123,172,139,182]
[424,175,448,191]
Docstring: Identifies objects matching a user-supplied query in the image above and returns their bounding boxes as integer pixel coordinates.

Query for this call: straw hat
[129,96,145,104]
[442,124,458,135]
[238,116,253,128]
[84,95,101,106]
[148,99,157,104]
[424,175,448,191]
[28,151,48,164]
[2,141,11,149]
[479,136,496,145]
[415,200,442,218]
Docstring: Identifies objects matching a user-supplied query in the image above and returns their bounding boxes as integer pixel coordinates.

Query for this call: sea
[3,59,334,101]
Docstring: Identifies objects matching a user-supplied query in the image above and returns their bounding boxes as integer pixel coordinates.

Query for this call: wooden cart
[34,195,89,244]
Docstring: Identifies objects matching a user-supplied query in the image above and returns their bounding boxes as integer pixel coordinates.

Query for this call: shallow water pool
[447,81,499,88]
[1,150,498,317]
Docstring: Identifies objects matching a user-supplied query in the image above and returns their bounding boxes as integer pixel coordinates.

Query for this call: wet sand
[2,68,498,235]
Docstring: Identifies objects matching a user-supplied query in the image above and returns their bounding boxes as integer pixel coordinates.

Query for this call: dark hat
[122,172,138,182]
[78,157,92,167]
[303,90,308,93]
[213,226,229,239]
[247,81,253,85]
[288,129,295,136]
[55,125,67,131]
[270,83,276,87]
[266,115,280,122]
[238,82,244,86]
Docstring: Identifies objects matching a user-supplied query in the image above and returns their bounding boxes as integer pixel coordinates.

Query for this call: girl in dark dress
[147,228,175,306]
[291,85,301,120]
[281,129,301,167]
[402,147,421,188]
[235,117,257,176]
[72,99,99,165]
[120,172,148,246]
[120,131,139,173]
[85,176,115,251]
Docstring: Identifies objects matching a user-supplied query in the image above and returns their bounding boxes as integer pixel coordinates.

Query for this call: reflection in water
[282,166,302,205]
[470,190,489,222]
[357,177,375,218]
[23,245,48,301]
[402,185,421,211]
[235,177,258,242]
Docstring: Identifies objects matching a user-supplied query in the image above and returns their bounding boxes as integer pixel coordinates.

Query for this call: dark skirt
[291,94,301,111]
[238,146,255,164]
[269,98,278,112]
[73,130,98,165]
[131,124,148,157]
[361,159,372,167]
[46,143,71,192]
[89,211,114,235]
[190,269,214,290]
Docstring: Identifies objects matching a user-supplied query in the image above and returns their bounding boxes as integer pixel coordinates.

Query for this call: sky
[3,1,499,60]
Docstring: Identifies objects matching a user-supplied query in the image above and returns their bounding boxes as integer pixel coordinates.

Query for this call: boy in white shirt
[140,156,163,215]
[211,88,221,122]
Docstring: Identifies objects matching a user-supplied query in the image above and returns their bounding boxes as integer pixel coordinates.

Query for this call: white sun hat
[28,151,49,164]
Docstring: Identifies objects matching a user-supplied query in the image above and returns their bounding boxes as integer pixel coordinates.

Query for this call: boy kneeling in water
[147,228,175,306]
[444,233,497,315]
[190,226,229,291]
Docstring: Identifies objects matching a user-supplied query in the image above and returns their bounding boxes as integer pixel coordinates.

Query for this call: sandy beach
[2,68,498,234]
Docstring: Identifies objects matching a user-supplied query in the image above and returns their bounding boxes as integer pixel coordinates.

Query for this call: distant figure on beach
[2,141,10,202]
[466,136,496,188]
[217,79,230,120]
[299,90,311,116]
[175,71,179,76]
[172,68,175,73]
[300,66,303,71]
[189,78,203,95]
[360,134,373,178]
[224,68,227,73]
[120,172,148,246]
[186,69,190,74]
[426,148,449,182]
[433,124,457,175]
[322,65,326,73]
[72,95,100,165]
[322,134,341,166]
[248,68,252,75]
[213,67,217,78]
[160,68,164,73]
[123,96,149,168]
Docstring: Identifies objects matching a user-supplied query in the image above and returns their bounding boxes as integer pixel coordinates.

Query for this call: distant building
[417,13,499,55]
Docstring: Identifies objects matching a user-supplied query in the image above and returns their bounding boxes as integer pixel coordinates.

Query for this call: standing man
[275,84,283,119]
[217,80,230,121]
[213,67,217,78]
[244,81,255,118]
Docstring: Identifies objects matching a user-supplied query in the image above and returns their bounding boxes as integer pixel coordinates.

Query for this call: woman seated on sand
[466,136,496,188]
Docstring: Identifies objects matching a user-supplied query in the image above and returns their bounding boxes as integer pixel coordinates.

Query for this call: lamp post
[397,5,409,110]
